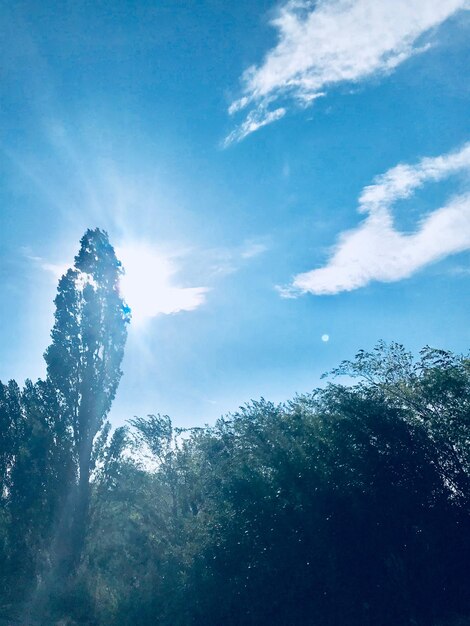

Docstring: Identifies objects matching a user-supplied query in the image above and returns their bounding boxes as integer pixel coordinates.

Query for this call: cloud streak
[227,0,468,143]
[281,142,470,295]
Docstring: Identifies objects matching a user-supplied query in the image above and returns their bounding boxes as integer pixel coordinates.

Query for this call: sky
[1,0,470,428]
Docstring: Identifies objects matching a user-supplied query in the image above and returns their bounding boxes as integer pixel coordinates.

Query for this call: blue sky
[1,0,470,427]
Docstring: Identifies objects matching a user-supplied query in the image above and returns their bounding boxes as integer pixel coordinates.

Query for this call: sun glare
[116,243,208,327]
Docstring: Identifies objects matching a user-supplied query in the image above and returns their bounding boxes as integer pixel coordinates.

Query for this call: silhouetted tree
[44,228,129,572]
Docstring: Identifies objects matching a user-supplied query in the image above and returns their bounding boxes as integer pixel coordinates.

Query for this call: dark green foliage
[1,234,468,626]
[57,344,468,626]
[170,391,468,626]
[0,378,72,612]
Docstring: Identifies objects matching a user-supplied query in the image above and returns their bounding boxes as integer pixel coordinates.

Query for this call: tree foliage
[0,231,468,625]
[71,344,469,626]
[43,228,129,574]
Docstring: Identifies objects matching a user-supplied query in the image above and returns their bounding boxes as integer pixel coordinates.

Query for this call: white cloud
[321,334,330,342]
[227,0,468,143]
[223,106,286,147]
[240,240,269,259]
[202,237,270,278]
[283,142,470,295]
[40,261,69,279]
[24,251,69,280]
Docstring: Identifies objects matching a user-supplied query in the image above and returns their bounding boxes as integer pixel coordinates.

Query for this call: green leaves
[2,258,470,626]
[115,343,470,626]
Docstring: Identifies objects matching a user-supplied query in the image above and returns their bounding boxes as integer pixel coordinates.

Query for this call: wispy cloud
[280,142,470,295]
[224,106,287,147]
[240,239,269,259]
[227,0,468,144]
[38,261,69,279]
[201,237,270,278]
[22,251,68,280]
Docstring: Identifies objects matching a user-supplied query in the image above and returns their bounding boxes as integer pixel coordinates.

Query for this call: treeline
[0,230,469,625]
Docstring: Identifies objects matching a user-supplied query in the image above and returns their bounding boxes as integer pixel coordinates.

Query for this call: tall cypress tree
[44,228,130,570]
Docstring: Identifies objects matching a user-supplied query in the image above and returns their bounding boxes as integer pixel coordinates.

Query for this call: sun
[116,242,208,327]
